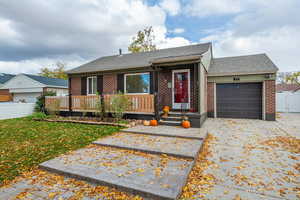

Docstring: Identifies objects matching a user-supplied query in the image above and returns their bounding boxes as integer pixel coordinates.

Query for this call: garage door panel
[216,83,262,119]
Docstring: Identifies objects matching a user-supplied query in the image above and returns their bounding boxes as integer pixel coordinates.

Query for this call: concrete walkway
[93,132,203,159]
[195,114,300,200]
[0,125,204,200]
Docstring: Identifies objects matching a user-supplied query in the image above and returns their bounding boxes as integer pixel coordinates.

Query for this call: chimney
[119,48,122,56]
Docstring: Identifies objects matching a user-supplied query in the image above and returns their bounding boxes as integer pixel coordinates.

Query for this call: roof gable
[2,74,45,89]
[67,43,211,74]
[1,74,68,89]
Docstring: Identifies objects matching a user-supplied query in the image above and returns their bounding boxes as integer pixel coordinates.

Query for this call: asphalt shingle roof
[0,73,15,84]
[24,74,68,87]
[208,54,278,76]
[67,43,211,74]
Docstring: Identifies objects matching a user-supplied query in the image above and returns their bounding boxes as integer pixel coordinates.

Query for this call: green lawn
[0,117,120,184]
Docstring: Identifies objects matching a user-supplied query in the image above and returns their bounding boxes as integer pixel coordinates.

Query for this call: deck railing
[72,95,101,112]
[45,94,155,113]
[45,96,69,111]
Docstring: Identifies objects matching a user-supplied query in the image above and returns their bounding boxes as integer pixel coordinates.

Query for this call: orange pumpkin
[150,119,158,126]
[182,120,191,128]
[163,106,170,112]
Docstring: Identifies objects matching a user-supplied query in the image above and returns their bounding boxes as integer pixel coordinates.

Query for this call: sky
[0,0,299,74]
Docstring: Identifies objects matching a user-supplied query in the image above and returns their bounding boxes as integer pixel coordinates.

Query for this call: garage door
[13,92,41,103]
[216,83,262,119]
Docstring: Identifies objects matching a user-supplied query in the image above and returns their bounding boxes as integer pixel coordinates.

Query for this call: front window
[125,73,150,94]
[87,76,97,95]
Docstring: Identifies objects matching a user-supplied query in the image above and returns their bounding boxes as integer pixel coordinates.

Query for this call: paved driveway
[195,113,300,200]
[0,102,34,120]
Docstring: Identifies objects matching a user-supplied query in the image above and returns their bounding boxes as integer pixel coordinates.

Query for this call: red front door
[172,69,190,109]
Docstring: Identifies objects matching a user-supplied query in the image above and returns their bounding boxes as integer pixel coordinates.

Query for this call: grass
[0,117,121,184]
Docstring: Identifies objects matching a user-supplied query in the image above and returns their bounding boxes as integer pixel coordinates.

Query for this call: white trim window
[124,72,150,94]
[87,76,97,95]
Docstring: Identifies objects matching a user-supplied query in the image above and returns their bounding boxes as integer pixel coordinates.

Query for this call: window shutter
[150,72,154,94]
[81,77,87,95]
[97,75,103,94]
[117,74,124,93]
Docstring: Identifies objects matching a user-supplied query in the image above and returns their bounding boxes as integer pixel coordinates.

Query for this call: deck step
[159,120,181,126]
[161,116,182,122]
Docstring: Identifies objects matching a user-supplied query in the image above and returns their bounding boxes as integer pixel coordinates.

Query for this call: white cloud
[159,0,181,16]
[169,28,185,34]
[185,0,242,17]
[0,55,86,74]
[0,0,191,74]
[154,26,191,49]
[199,0,300,71]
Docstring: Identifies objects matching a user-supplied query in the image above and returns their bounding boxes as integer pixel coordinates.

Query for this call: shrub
[94,95,104,120]
[28,112,48,120]
[110,92,131,122]
[35,91,56,113]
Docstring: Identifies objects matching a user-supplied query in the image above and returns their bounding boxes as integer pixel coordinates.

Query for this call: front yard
[0,117,120,184]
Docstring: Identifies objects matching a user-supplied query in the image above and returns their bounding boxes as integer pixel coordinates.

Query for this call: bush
[35,91,56,113]
[110,93,131,122]
[27,112,48,120]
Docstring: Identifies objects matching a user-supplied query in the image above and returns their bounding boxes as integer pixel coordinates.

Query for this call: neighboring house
[1,74,68,103]
[276,83,300,112]
[276,83,300,93]
[64,42,277,127]
[0,73,15,98]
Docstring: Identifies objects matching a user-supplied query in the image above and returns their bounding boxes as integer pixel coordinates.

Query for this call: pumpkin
[143,120,150,126]
[182,120,191,128]
[163,106,170,112]
[150,119,158,126]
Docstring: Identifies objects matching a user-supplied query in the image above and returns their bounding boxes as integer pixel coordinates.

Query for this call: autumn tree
[286,71,300,85]
[39,62,68,80]
[128,26,157,53]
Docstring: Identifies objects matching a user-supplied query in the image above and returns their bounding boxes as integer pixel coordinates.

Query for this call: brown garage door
[216,83,262,119]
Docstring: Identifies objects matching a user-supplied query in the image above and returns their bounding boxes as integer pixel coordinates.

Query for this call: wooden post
[68,77,72,115]
[153,69,160,120]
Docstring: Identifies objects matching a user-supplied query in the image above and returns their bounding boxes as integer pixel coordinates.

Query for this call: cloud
[169,28,185,34]
[185,0,242,17]
[0,0,191,74]
[199,0,300,71]
[0,55,86,74]
[159,0,181,16]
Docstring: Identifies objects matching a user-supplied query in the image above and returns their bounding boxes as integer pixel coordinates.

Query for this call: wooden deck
[45,94,155,114]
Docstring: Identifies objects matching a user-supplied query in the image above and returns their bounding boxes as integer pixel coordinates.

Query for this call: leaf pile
[180,133,216,199]
[4,169,143,200]
[260,136,300,153]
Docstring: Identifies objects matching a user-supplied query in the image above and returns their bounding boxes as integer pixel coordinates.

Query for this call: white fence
[0,103,35,120]
[276,92,300,113]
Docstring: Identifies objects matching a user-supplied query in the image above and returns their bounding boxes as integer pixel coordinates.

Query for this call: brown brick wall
[265,80,276,120]
[70,77,81,95]
[103,74,117,94]
[207,82,214,117]
[0,89,10,95]
[158,70,172,109]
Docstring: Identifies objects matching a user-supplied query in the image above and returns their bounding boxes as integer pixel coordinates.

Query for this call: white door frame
[172,69,191,109]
